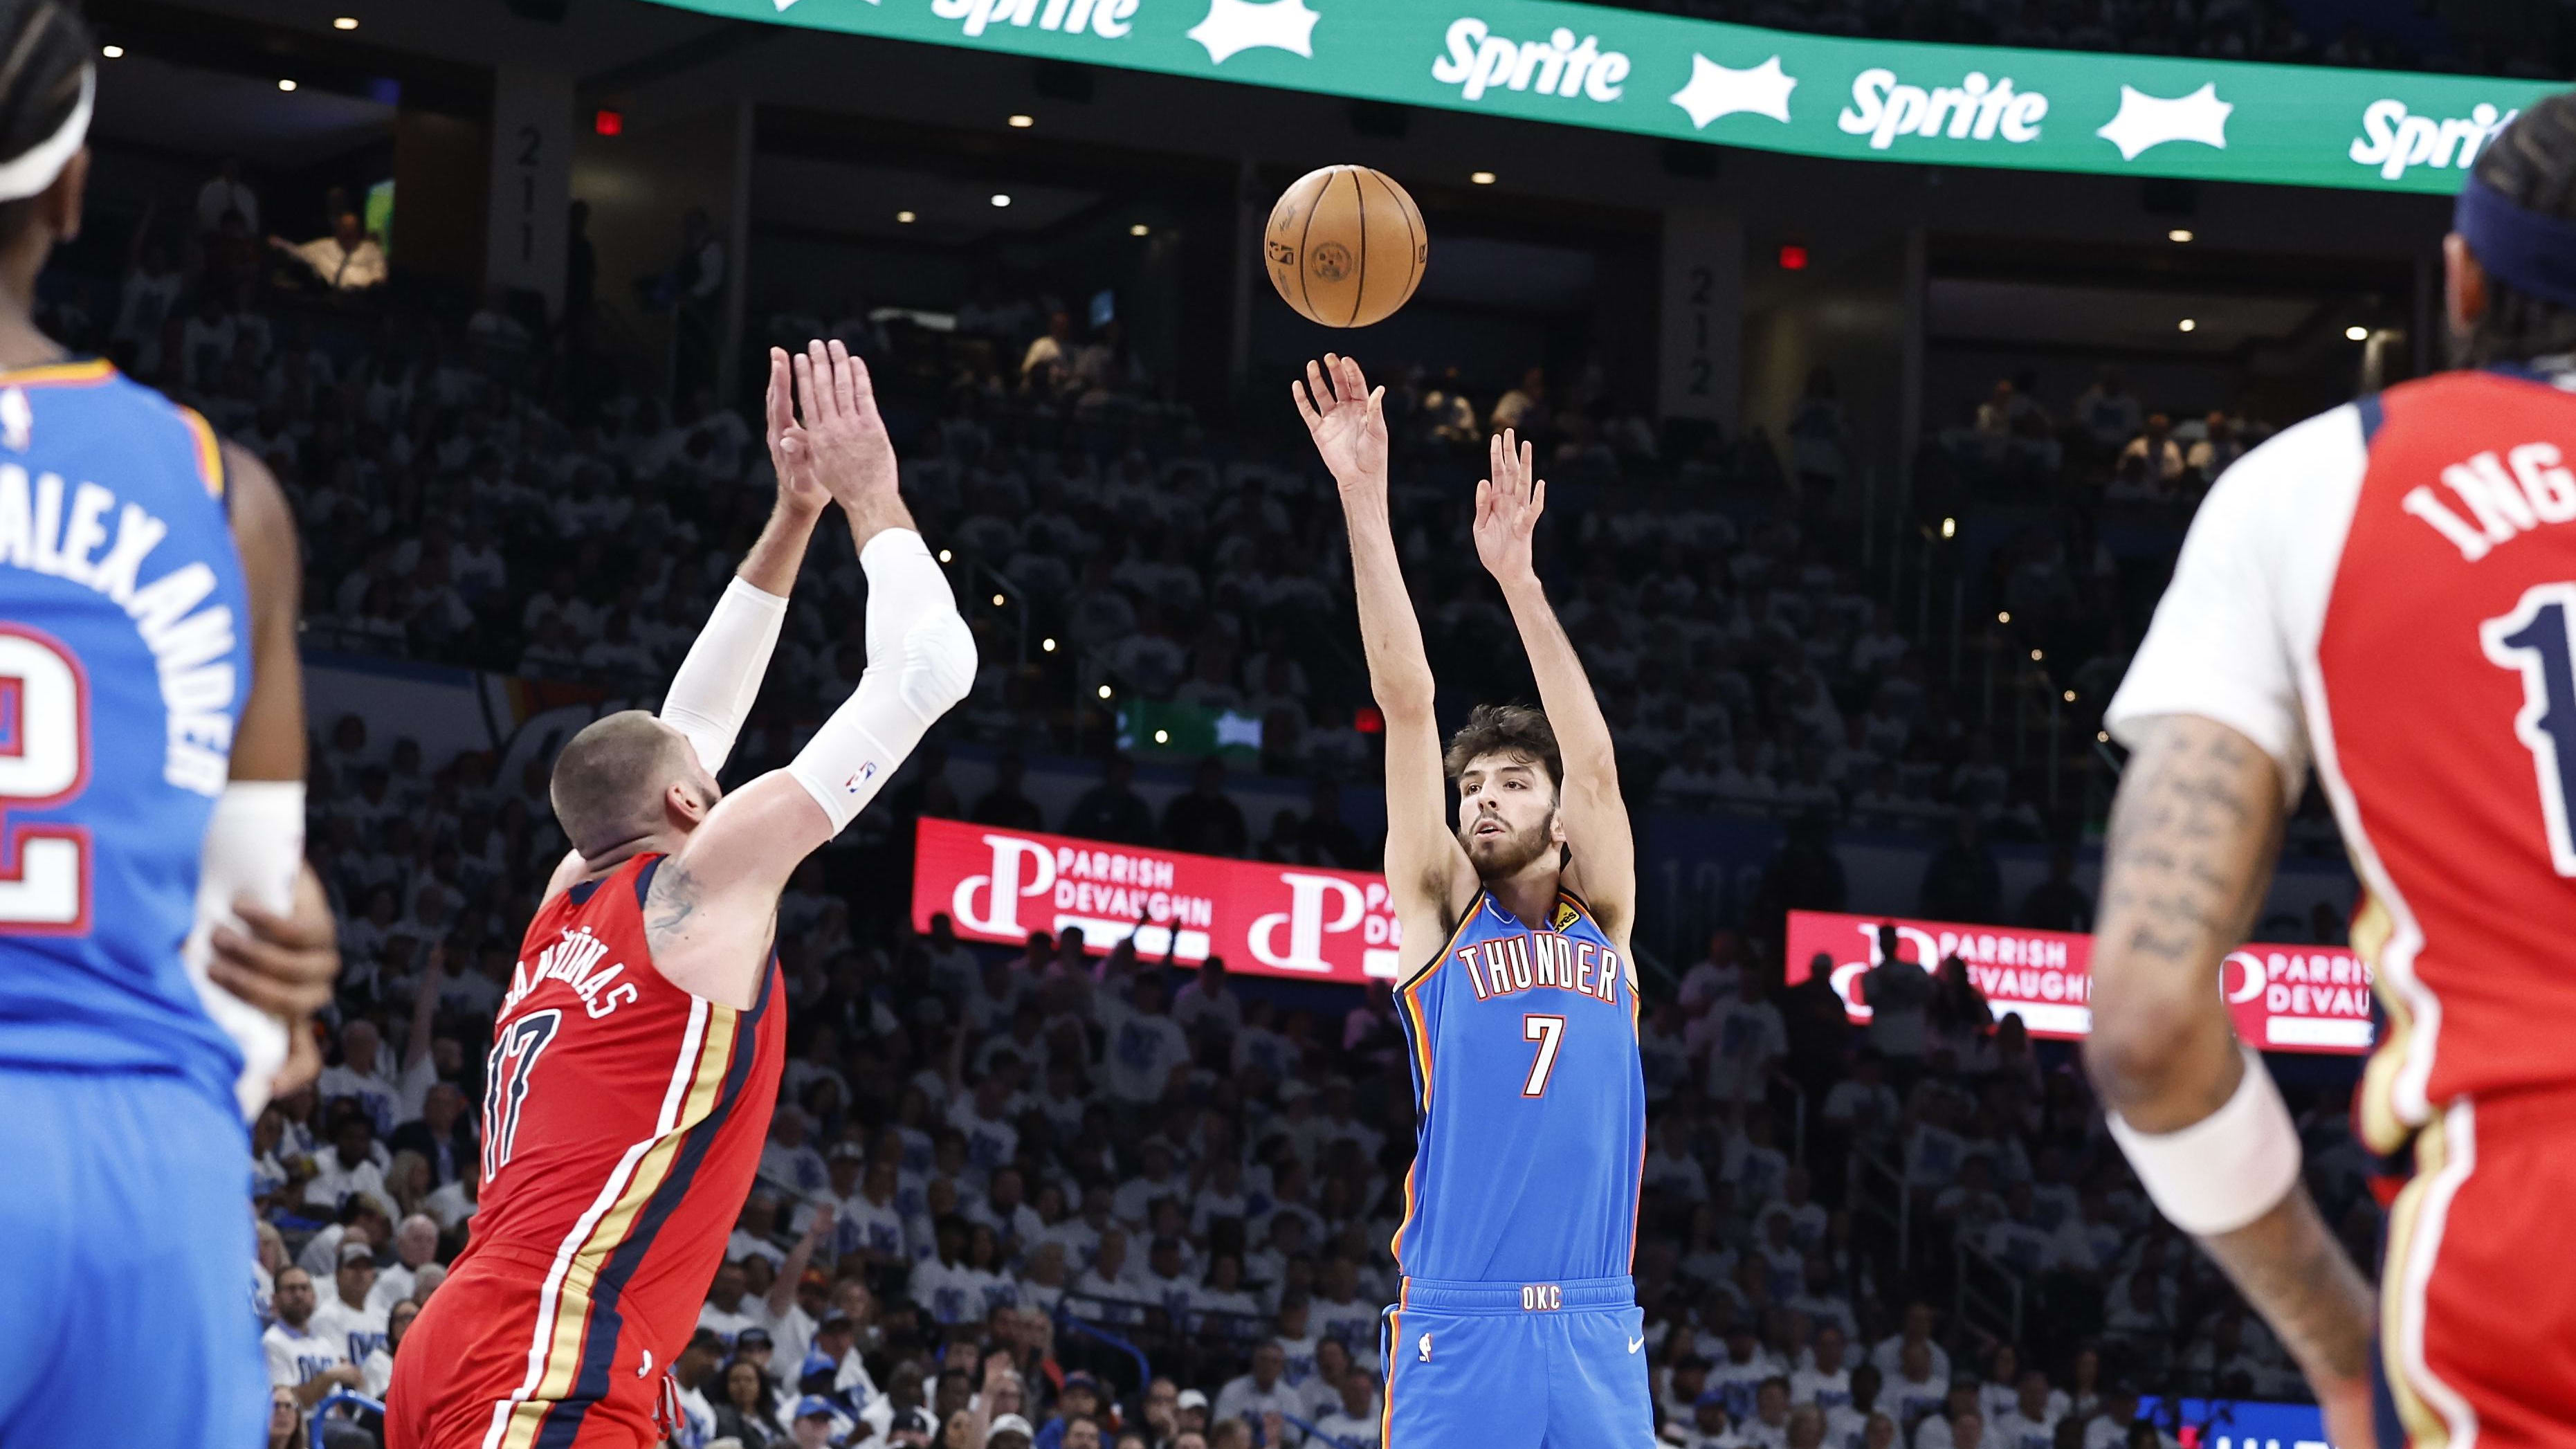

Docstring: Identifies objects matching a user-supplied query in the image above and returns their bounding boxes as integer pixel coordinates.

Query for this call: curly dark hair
[2462,92,2576,368]
[1441,702,1562,789]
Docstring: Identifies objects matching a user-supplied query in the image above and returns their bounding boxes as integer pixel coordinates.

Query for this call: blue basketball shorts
[1381,1276,1652,1449]
[0,1068,266,1449]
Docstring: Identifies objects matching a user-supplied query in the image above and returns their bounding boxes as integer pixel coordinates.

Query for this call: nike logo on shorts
[1627,1336,1645,1354]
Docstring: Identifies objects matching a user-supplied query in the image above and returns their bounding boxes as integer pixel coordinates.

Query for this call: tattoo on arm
[2099,721,2283,975]
[646,860,700,939]
[2202,1187,2376,1383]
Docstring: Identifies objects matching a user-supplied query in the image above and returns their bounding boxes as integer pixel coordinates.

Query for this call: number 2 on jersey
[1522,1014,1566,1097]
[482,1010,562,1178]
[0,627,90,932]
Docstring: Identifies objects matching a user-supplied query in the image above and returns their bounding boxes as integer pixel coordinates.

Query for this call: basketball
[1263,164,1427,329]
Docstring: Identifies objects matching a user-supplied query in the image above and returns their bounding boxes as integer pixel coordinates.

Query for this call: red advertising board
[912,817,1405,983]
[1783,910,2375,1055]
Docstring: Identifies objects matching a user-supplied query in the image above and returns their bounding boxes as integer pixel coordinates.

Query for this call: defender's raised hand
[1472,427,1546,581]
[789,338,900,511]
[764,346,828,519]
[1294,353,1389,502]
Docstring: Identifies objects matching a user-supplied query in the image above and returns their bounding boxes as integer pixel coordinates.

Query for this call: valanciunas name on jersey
[504,925,641,1021]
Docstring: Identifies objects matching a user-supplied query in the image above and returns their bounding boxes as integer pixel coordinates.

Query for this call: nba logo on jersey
[1,387,33,452]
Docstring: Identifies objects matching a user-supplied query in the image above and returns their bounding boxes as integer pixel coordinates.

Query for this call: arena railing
[307,1387,387,1449]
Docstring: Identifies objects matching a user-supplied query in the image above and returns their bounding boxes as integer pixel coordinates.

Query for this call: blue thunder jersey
[1392,888,1646,1282]
[0,361,253,1115]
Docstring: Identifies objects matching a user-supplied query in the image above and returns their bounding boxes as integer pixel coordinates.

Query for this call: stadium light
[1939,517,1955,538]
[2099,731,2110,742]
[1997,611,2010,623]
[992,593,1006,607]
[2177,318,2196,332]
[2063,690,2077,702]
[2346,325,2370,341]
[1008,113,1034,128]
[897,210,917,224]
[1153,729,1170,745]
[1097,684,1113,700]
[334,16,359,28]
[1130,224,1150,237]
[936,547,951,561]
[991,194,1012,208]
[1470,171,1497,185]
[2031,649,2044,662]
[277,78,298,91]
[1042,637,1058,653]
[2168,228,2193,243]
[100,44,122,57]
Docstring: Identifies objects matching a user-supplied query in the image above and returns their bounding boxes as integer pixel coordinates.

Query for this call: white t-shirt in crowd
[264,1321,348,1389]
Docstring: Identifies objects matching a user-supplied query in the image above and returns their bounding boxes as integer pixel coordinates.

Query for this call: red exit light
[1778,244,1809,271]
[593,109,623,136]
[1355,707,1385,735]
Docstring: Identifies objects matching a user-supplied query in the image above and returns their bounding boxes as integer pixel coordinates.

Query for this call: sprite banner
[646,0,2556,194]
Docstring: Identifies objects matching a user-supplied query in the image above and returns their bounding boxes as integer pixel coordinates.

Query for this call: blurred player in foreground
[2091,94,2576,1449]
[0,3,342,1445]
[1296,354,1650,1449]
[387,340,974,1448]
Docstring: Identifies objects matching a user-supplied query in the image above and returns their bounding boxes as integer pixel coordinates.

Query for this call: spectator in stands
[2018,845,2092,931]
[265,1266,365,1408]
[1163,756,1249,857]
[1067,755,1157,846]
[197,156,259,237]
[1917,814,2001,922]
[270,208,387,293]
[973,753,1046,831]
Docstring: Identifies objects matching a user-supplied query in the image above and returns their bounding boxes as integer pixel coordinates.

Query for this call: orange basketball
[1263,165,1427,329]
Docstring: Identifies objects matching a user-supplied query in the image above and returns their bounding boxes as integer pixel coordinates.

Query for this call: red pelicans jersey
[2106,364,2576,1449]
[390,853,784,1449]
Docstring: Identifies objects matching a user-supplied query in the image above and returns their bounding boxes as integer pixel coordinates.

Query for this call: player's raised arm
[542,350,826,902]
[1295,354,1472,968]
[1472,431,1634,946]
[645,340,975,1008]
[2086,716,2372,1448]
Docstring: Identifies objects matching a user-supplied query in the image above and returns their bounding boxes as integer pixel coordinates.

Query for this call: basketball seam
[1376,170,1422,311]
[1348,167,1367,327]
[1296,172,1324,324]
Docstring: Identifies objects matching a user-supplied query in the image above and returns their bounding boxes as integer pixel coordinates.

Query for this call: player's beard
[1461,813,1557,881]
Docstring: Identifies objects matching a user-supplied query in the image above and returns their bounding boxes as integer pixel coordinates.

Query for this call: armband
[2105,1044,2301,1237]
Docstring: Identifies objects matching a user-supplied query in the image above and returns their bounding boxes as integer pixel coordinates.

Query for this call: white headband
[0,64,91,205]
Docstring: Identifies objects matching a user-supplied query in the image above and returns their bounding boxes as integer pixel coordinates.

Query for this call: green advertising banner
[646,0,2559,194]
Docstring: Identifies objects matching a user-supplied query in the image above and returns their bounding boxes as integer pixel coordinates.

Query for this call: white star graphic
[1185,0,1319,64]
[2095,82,2233,160]
[1668,53,1797,129]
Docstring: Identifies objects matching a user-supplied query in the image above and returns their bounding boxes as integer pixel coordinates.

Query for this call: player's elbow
[899,608,978,719]
[1373,670,1436,720]
[2082,987,2208,1106]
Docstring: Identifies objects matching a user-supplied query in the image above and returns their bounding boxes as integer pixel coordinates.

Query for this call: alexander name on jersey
[502,924,642,1021]
[0,462,240,794]
[1450,902,1627,1005]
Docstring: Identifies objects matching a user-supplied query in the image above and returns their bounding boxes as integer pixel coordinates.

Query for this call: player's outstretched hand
[1472,427,1545,581]
[787,338,899,511]
[2312,1369,2375,1449]
[1294,353,1388,503]
[208,863,341,1021]
[764,346,829,519]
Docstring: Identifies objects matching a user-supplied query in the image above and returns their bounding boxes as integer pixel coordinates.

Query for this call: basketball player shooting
[388,340,975,1449]
[2089,98,2576,1449]
[1295,354,1650,1449]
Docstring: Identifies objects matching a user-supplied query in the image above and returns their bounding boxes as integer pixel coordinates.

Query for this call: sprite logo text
[1432,17,1632,104]
[1837,67,2047,150]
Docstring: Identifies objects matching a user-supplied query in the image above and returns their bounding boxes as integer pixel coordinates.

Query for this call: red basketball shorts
[386,1258,664,1449]
[2380,1088,2576,1449]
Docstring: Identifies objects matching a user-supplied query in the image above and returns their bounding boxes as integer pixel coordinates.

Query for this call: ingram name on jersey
[0,362,255,1115]
[1392,889,1646,1282]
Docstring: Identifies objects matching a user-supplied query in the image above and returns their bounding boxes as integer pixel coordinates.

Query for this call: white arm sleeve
[184,780,306,1120]
[660,575,790,775]
[785,529,976,834]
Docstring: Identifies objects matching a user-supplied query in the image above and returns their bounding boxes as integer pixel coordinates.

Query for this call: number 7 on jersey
[1522,1014,1566,1097]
